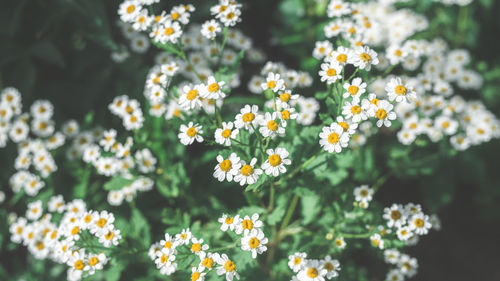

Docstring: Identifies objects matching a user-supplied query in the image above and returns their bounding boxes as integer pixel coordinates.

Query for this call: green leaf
[103,176,135,191]
[301,192,321,224]
[30,40,65,68]
[130,208,151,248]
[267,195,288,225]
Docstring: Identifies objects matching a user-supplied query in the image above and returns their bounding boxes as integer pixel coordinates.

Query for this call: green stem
[338,231,372,239]
[280,194,299,231]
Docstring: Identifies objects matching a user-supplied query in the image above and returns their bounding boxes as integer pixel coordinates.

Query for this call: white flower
[241,229,268,258]
[48,195,65,213]
[385,77,417,103]
[370,233,384,249]
[234,105,261,132]
[384,249,400,264]
[371,100,397,127]
[85,253,107,275]
[158,21,182,44]
[261,72,285,92]
[288,252,307,272]
[201,19,221,39]
[216,254,240,281]
[179,84,203,110]
[386,269,405,281]
[398,254,418,277]
[202,76,226,99]
[353,46,379,71]
[319,61,342,84]
[234,158,263,186]
[98,226,121,247]
[259,112,285,138]
[342,100,367,123]
[383,204,407,228]
[321,255,340,279]
[218,214,238,232]
[261,147,291,177]
[298,259,327,281]
[235,213,263,235]
[353,185,373,203]
[334,237,346,249]
[313,41,333,59]
[178,122,203,145]
[396,226,413,241]
[26,200,43,221]
[214,122,239,146]
[408,213,432,235]
[343,77,366,99]
[319,123,350,153]
[190,237,209,256]
[335,116,358,135]
[213,153,241,182]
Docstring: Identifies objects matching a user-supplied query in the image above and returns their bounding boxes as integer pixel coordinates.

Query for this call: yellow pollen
[307,268,319,278]
[164,27,174,35]
[186,89,198,100]
[242,219,254,230]
[395,85,407,95]
[376,109,387,120]
[249,237,260,249]
[337,54,347,63]
[240,164,254,176]
[280,93,291,102]
[281,110,290,120]
[242,112,255,123]
[89,257,99,266]
[186,127,197,138]
[326,68,337,76]
[191,243,202,253]
[74,260,84,270]
[219,159,232,172]
[97,218,107,228]
[225,217,234,224]
[351,105,362,114]
[126,5,135,14]
[414,218,424,228]
[171,12,180,20]
[267,120,278,131]
[224,260,236,272]
[360,53,371,61]
[348,85,359,95]
[208,83,219,93]
[328,132,339,144]
[339,122,349,132]
[267,81,276,89]
[221,129,232,138]
[202,257,214,268]
[192,272,201,281]
[268,154,281,167]
[324,262,334,271]
[71,226,80,235]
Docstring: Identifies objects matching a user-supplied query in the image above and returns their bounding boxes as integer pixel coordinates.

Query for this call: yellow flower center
[74,260,84,270]
[280,93,291,102]
[324,262,334,271]
[191,272,201,281]
[221,129,232,138]
[219,159,232,172]
[268,154,281,167]
[126,5,135,14]
[208,83,219,93]
[242,219,254,230]
[351,105,362,114]
[164,241,173,249]
[391,210,401,220]
[171,12,180,20]
[414,218,424,228]
[202,257,214,268]
[294,257,301,265]
[89,257,99,266]
[337,54,347,63]
[348,85,359,95]
[307,268,319,278]
[338,122,349,132]
[394,50,402,57]
[225,217,234,224]
[376,109,387,120]
[224,260,236,272]
[360,53,371,62]
[242,113,255,123]
[105,231,114,240]
[326,68,337,76]
[249,237,260,249]
[187,89,198,101]
[191,243,201,253]
[97,218,107,228]
[328,132,339,144]
[267,81,276,89]
[281,110,290,120]
[442,121,450,129]
[71,226,80,235]
[164,27,174,35]
[186,127,197,138]
[267,120,278,131]
[240,164,254,176]
[395,85,407,95]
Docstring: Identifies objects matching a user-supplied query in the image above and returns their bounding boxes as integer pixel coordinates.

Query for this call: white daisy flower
[234,105,261,133]
[202,76,226,99]
[261,147,291,177]
[241,229,268,258]
[321,255,340,279]
[396,226,413,241]
[370,233,384,249]
[215,254,239,281]
[343,77,366,99]
[259,112,285,138]
[319,123,350,153]
[342,100,367,123]
[353,185,373,203]
[213,153,241,182]
[371,100,397,127]
[319,61,342,84]
[201,19,221,39]
[179,84,203,110]
[261,72,285,93]
[353,46,379,71]
[214,122,239,146]
[383,204,407,228]
[385,77,417,103]
[234,158,263,186]
[178,122,204,145]
[298,259,327,281]
[408,213,432,235]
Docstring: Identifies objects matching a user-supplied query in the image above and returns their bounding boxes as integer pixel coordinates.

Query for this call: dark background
[1,0,500,280]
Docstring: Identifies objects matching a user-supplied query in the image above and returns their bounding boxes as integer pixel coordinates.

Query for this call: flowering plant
[0,0,499,281]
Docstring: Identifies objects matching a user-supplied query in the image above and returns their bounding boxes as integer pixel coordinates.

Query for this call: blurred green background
[0,0,499,280]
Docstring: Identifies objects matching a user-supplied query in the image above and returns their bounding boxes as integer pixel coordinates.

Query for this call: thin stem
[280,194,299,231]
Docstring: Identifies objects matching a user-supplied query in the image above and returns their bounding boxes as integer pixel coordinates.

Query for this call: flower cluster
[9,197,121,281]
[384,250,419,281]
[107,177,154,206]
[218,213,268,258]
[383,203,433,242]
[288,252,341,281]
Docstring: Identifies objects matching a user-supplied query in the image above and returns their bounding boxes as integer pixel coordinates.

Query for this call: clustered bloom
[9,197,120,281]
[288,252,341,280]
[218,213,268,259]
